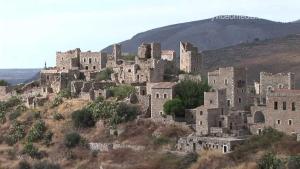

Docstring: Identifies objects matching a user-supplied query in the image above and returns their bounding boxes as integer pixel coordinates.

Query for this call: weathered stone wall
[80,51,107,71]
[56,48,80,70]
[196,106,222,135]
[89,143,145,152]
[179,42,202,73]
[249,90,300,135]
[208,67,248,110]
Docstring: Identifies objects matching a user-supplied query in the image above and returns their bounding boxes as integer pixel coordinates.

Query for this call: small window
[84,58,86,62]
[288,119,293,126]
[95,58,97,62]
[160,112,163,116]
[89,58,92,64]
[163,94,167,99]
[283,102,287,110]
[292,102,296,111]
[128,69,131,72]
[227,100,231,107]
[278,84,283,89]
[238,98,242,103]
[258,128,262,135]
[200,111,203,115]
[199,121,202,125]
[224,79,228,85]
[85,66,88,70]
[210,100,213,104]
[141,90,146,95]
[93,66,96,70]
[213,80,216,84]
[277,120,281,125]
[274,101,278,110]
[156,93,159,98]
[63,67,65,70]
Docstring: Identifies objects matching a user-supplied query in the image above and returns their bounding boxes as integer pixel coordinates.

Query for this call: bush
[27,120,46,142]
[163,99,185,116]
[58,88,71,99]
[5,96,22,108]
[0,80,9,86]
[178,152,198,169]
[258,152,284,169]
[9,111,21,120]
[175,79,210,109]
[110,85,136,100]
[288,156,300,169]
[0,110,6,124]
[71,109,95,128]
[33,161,61,169]
[51,96,63,108]
[230,128,284,160]
[53,113,64,121]
[5,121,26,145]
[122,54,136,61]
[110,103,138,126]
[64,132,81,148]
[43,131,53,146]
[95,68,113,81]
[22,142,40,158]
[17,161,31,169]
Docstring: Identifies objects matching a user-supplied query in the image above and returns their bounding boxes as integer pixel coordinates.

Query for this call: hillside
[0,69,41,85]
[103,15,300,53]
[202,34,300,87]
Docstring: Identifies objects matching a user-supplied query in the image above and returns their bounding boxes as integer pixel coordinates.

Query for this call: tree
[258,152,284,169]
[95,68,113,81]
[0,80,9,86]
[175,79,210,109]
[71,109,95,128]
[110,85,136,100]
[163,99,185,116]
[64,132,81,148]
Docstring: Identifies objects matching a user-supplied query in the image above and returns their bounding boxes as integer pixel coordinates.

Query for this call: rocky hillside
[202,34,300,87]
[103,15,300,53]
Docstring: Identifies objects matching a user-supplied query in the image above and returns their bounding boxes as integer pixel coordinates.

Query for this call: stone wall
[179,42,202,73]
[89,143,145,152]
[80,51,107,71]
[56,48,80,70]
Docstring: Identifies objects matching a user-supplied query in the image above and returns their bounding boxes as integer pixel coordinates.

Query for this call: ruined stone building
[161,50,176,61]
[56,48,107,71]
[179,42,202,73]
[110,43,165,84]
[150,82,177,121]
[106,44,122,68]
[255,72,295,104]
[208,67,248,110]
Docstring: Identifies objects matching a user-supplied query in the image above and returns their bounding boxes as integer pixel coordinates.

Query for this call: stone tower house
[179,42,202,73]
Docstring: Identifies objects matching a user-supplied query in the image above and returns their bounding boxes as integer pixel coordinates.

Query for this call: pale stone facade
[208,67,248,110]
[179,42,202,73]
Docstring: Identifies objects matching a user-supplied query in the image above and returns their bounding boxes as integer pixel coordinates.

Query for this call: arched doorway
[254,111,265,123]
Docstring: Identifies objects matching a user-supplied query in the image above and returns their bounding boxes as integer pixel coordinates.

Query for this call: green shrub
[71,109,95,128]
[0,110,6,124]
[58,88,71,99]
[153,136,171,146]
[110,103,138,126]
[27,120,46,142]
[258,152,284,169]
[288,156,300,169]
[110,85,136,100]
[178,152,198,169]
[9,111,21,120]
[122,54,136,61]
[43,131,53,146]
[88,99,117,121]
[33,161,61,169]
[17,161,31,169]
[230,128,284,160]
[53,113,64,121]
[95,68,113,81]
[51,96,63,108]
[163,98,185,116]
[64,132,81,148]
[22,142,40,158]
[5,121,26,145]
[5,96,22,108]
[0,80,9,86]
[175,79,210,109]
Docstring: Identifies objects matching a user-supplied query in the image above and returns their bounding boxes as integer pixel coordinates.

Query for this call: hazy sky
[1,0,300,68]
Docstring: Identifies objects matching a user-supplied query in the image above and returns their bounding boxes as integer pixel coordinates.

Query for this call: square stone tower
[179,42,202,73]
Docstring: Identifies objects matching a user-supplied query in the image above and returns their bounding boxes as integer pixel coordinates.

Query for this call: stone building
[179,42,202,73]
[106,44,122,68]
[150,82,177,121]
[257,72,295,104]
[248,89,300,135]
[161,50,176,61]
[56,48,107,72]
[111,43,165,84]
[177,134,245,153]
[208,67,248,110]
